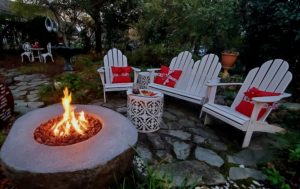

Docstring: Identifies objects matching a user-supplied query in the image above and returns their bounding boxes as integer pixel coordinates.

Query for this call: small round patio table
[127,89,164,133]
[30,47,44,62]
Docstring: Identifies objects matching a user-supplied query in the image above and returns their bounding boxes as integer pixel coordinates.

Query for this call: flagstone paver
[0,69,50,114]
[195,146,224,167]
[172,141,192,160]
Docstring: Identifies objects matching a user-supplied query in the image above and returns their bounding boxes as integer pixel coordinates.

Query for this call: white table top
[127,89,163,98]
[30,47,44,50]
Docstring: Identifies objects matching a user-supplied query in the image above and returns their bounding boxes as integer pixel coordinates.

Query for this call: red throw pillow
[111,66,132,83]
[154,66,169,85]
[154,66,182,88]
[244,87,280,99]
[236,87,281,120]
[235,100,267,120]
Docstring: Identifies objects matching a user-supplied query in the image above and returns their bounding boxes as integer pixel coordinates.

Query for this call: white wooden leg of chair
[242,129,253,148]
[103,90,107,103]
[51,55,54,62]
[204,114,211,125]
[199,109,204,118]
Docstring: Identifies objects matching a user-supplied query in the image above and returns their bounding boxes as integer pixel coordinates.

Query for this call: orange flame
[52,88,89,136]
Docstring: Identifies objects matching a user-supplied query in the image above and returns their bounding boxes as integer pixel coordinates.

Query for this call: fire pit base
[0,105,138,189]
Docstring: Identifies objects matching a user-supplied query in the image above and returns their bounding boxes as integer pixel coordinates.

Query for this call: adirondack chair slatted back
[169,51,194,89]
[231,59,292,113]
[186,54,221,96]
[103,48,128,84]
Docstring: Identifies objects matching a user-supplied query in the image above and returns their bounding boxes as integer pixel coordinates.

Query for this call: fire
[52,88,89,136]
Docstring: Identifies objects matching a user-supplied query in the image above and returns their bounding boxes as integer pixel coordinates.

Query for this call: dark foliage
[240,0,300,100]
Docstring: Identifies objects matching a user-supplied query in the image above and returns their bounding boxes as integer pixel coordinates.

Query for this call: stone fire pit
[0,104,138,189]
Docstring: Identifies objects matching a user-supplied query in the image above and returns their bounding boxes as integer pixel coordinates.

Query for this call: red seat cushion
[235,87,281,120]
[111,66,132,83]
[154,65,182,88]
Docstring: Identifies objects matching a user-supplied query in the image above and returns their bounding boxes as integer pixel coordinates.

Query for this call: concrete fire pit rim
[0,104,138,173]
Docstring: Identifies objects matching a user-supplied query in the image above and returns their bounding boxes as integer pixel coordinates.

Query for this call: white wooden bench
[148,52,221,106]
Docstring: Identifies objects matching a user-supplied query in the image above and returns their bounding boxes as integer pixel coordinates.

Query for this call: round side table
[127,89,164,133]
[137,72,150,89]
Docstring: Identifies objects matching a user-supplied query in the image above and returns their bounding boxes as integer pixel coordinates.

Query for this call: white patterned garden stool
[127,89,164,133]
[137,72,150,89]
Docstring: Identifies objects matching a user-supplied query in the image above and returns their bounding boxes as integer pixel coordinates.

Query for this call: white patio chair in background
[41,42,54,63]
[97,48,141,103]
[201,59,293,148]
[20,42,33,63]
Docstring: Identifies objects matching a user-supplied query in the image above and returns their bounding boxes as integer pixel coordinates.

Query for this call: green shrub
[264,167,291,189]
[126,44,182,69]
[55,73,84,92]
[269,107,300,131]
[265,131,300,189]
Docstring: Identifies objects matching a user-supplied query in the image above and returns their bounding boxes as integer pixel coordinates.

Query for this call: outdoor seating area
[0,0,299,189]
[20,42,54,63]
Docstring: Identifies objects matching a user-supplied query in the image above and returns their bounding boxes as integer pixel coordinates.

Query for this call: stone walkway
[0,68,50,114]
[1,69,277,189]
[93,96,272,189]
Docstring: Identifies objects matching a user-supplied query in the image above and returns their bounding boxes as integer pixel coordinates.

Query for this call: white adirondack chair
[21,42,33,63]
[148,52,221,106]
[201,59,293,148]
[41,42,54,63]
[97,48,140,103]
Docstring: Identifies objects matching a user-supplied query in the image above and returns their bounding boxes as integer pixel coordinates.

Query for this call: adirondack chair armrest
[97,67,106,85]
[249,93,291,121]
[97,67,105,73]
[132,67,141,83]
[206,82,243,103]
[252,93,291,103]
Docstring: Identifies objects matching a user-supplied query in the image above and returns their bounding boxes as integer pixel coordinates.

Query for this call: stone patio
[1,68,279,188]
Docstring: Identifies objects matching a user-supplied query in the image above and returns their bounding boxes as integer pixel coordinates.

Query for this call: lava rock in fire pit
[0,104,138,189]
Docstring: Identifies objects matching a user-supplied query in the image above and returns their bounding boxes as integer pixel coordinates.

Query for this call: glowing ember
[33,88,102,146]
[52,88,89,137]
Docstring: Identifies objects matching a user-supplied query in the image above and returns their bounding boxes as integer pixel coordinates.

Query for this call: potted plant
[221,48,239,78]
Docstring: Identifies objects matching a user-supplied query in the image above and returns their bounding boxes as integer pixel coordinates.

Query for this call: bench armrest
[132,67,141,72]
[132,67,141,83]
[148,68,160,83]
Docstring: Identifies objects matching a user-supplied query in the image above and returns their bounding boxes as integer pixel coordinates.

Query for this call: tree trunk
[95,23,102,53]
